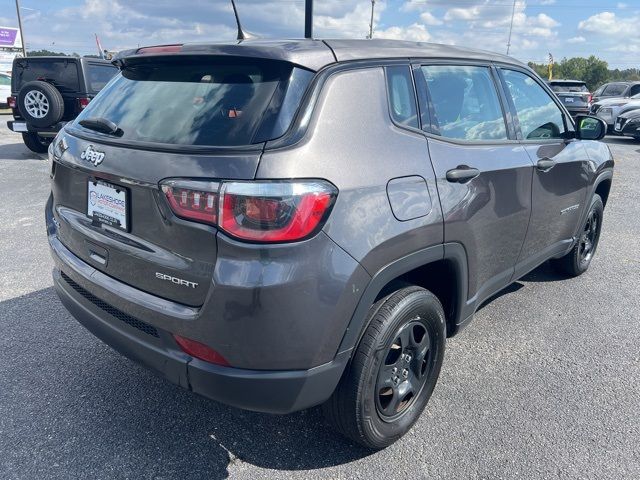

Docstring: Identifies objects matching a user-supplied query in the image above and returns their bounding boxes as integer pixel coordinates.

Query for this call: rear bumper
[47,195,354,414]
[7,119,65,136]
[53,263,350,414]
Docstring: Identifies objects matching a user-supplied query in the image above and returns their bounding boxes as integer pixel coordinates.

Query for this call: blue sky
[0,0,637,68]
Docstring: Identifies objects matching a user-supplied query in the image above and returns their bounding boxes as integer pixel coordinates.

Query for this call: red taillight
[173,334,229,366]
[587,94,593,104]
[161,182,219,225]
[160,180,337,243]
[77,97,90,109]
[220,182,334,242]
[7,96,16,109]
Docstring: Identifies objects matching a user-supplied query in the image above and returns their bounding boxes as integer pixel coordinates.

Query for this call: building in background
[0,27,23,74]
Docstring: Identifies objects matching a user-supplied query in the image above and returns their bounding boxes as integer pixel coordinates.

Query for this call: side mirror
[575,115,607,141]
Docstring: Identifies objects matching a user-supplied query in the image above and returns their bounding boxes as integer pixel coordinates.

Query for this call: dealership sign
[0,27,22,48]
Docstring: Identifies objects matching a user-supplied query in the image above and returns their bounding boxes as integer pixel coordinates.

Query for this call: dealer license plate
[87,180,128,230]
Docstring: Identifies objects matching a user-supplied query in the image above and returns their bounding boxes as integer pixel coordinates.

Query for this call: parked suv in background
[6,56,117,153]
[591,93,640,133]
[548,79,591,117]
[592,81,640,104]
[47,39,614,449]
[0,72,10,108]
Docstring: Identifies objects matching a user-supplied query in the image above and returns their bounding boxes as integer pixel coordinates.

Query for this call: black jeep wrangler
[6,56,117,153]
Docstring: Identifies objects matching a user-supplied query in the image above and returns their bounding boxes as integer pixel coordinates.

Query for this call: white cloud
[376,23,431,42]
[567,36,586,44]
[419,12,443,26]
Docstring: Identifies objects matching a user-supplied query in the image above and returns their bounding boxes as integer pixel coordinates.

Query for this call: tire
[323,286,446,449]
[22,132,52,154]
[17,81,64,128]
[553,194,604,277]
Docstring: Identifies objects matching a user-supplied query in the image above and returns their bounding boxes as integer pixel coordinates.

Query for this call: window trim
[496,65,575,144]
[411,60,517,146]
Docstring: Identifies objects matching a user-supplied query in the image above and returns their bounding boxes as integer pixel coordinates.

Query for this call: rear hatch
[549,81,590,109]
[51,54,313,307]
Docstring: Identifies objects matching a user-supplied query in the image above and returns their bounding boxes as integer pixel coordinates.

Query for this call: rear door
[414,63,533,304]
[498,67,590,275]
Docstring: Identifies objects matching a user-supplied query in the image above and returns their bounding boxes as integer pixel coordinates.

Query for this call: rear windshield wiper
[79,117,123,137]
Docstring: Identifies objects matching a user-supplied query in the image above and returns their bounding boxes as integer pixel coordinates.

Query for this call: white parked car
[0,72,11,108]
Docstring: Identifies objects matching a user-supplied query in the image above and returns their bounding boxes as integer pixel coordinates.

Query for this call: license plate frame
[12,121,28,132]
[87,179,129,231]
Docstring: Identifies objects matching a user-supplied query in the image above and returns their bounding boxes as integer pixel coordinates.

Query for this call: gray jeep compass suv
[47,39,614,449]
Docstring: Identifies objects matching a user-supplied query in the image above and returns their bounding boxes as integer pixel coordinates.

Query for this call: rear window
[0,74,10,86]
[86,64,117,92]
[13,59,80,92]
[549,82,588,93]
[602,83,627,96]
[74,58,313,147]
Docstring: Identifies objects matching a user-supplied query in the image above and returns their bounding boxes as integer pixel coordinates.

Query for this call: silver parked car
[592,93,640,133]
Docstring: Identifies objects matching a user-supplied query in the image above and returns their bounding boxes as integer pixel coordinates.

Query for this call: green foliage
[27,49,80,57]
[528,56,637,91]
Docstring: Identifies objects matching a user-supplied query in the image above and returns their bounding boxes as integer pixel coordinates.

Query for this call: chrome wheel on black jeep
[17,80,65,128]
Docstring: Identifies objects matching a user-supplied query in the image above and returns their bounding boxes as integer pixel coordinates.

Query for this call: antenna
[230,0,252,41]
[506,0,516,55]
[367,0,376,39]
[305,0,313,39]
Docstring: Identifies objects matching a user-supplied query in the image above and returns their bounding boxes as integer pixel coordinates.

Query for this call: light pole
[15,0,27,57]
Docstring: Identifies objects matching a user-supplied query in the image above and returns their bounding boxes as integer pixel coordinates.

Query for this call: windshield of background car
[86,64,118,92]
[13,59,80,92]
[550,82,588,93]
[73,57,313,147]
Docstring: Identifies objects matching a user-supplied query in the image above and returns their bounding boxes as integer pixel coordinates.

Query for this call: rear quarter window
[74,58,313,147]
[86,64,118,92]
[13,59,80,92]
[385,66,419,129]
[0,74,10,86]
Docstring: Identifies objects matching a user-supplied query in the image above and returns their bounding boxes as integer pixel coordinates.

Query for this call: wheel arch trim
[336,242,469,356]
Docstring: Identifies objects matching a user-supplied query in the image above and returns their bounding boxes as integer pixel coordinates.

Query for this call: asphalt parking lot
[0,117,638,479]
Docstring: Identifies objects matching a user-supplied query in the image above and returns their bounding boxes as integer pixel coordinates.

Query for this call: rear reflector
[173,334,230,366]
[7,96,16,109]
[160,179,337,243]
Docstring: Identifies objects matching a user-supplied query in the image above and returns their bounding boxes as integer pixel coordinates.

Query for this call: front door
[499,68,590,272]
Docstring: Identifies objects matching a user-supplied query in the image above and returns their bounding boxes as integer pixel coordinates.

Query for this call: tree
[527,55,633,91]
[27,49,80,57]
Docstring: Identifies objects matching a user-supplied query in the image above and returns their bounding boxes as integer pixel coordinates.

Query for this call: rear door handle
[537,158,556,171]
[446,165,481,183]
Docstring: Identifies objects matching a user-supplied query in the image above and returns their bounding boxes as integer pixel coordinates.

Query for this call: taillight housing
[77,97,90,110]
[7,96,16,109]
[160,179,337,243]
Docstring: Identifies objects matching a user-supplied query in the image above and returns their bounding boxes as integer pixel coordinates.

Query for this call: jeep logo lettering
[80,145,105,166]
[155,272,198,289]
